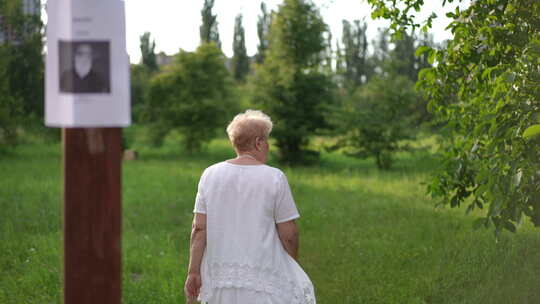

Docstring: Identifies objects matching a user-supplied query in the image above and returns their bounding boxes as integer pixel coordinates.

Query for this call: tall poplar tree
[389,31,417,81]
[322,32,333,74]
[255,2,272,64]
[341,20,369,87]
[334,41,346,85]
[232,14,249,82]
[199,0,221,49]
[139,32,157,71]
[370,27,390,76]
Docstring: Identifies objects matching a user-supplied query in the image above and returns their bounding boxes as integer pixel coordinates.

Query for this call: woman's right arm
[277,220,299,260]
[184,213,207,302]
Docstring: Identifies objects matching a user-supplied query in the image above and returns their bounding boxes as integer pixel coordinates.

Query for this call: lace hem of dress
[199,262,315,304]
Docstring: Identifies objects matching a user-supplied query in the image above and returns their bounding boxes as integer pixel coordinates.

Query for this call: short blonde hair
[226,110,273,152]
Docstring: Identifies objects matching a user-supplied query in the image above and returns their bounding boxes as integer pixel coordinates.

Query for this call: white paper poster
[45,0,130,127]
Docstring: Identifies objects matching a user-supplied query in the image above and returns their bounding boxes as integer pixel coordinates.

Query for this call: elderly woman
[184,110,316,304]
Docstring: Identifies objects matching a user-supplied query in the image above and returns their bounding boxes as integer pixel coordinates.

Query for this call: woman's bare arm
[276,220,299,260]
[185,213,207,301]
[188,213,207,274]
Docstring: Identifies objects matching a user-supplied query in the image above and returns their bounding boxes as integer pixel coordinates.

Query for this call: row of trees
[0,0,433,166]
[133,0,436,167]
[133,0,540,236]
[3,0,537,235]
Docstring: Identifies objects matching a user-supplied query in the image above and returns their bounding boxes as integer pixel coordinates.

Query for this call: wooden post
[63,128,122,304]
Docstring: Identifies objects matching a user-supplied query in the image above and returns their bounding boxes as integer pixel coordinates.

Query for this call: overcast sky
[43,0,468,63]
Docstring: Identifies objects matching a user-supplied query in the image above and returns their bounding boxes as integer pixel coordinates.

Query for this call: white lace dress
[193,162,316,304]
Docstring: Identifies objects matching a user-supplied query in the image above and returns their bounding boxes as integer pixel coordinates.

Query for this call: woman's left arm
[184,213,207,302]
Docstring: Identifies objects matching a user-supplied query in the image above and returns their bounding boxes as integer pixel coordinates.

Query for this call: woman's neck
[227,151,264,165]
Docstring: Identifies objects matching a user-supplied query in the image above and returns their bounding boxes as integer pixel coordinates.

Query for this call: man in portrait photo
[59,41,111,94]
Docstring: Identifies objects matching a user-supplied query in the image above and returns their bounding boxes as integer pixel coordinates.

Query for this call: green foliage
[142,43,237,153]
[255,2,272,64]
[523,124,540,139]
[331,75,418,169]
[370,28,434,83]
[389,31,417,81]
[334,41,345,82]
[252,0,334,165]
[334,26,431,155]
[367,27,391,79]
[368,0,540,235]
[139,32,158,72]
[367,0,440,37]
[132,32,160,129]
[130,32,160,148]
[388,31,435,125]
[130,64,153,124]
[341,20,370,87]
[0,60,22,152]
[1,0,43,115]
[0,0,43,150]
[199,0,221,49]
[231,14,249,82]
[320,32,333,75]
[3,36,44,117]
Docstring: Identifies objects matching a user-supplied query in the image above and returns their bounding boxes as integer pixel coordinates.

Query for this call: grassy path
[1,140,539,303]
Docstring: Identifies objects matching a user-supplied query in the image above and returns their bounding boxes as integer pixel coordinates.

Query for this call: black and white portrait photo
[59,41,110,94]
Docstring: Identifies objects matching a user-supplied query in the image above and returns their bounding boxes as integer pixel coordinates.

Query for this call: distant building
[156,52,174,66]
[0,0,41,44]
[155,51,256,75]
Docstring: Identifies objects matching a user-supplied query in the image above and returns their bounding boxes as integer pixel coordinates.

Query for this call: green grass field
[1,137,540,303]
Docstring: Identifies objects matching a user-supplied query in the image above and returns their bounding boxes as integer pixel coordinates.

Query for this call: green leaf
[528,39,540,57]
[450,194,459,207]
[512,170,522,188]
[428,50,437,64]
[504,72,516,83]
[466,202,475,215]
[475,184,488,196]
[475,200,484,209]
[503,221,516,233]
[489,199,503,216]
[415,45,431,57]
[523,124,540,139]
[476,167,489,181]
[470,141,479,153]
[481,68,492,80]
